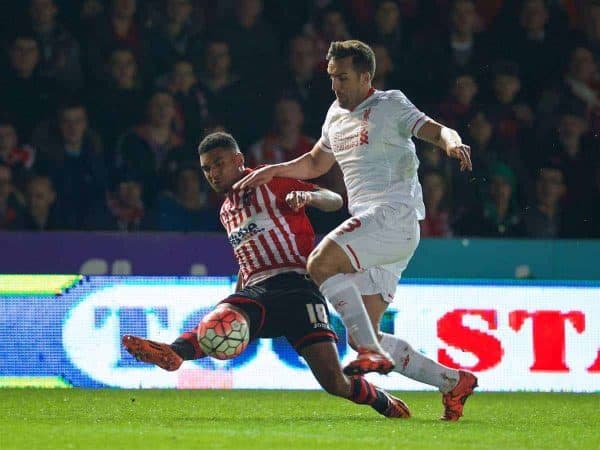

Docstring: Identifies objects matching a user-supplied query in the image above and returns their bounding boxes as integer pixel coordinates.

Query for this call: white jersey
[320,89,427,219]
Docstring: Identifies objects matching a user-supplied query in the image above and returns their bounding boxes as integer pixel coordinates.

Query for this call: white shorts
[326,204,420,302]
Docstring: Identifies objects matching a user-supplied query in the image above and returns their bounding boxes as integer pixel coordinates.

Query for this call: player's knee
[197,306,250,360]
[307,250,338,285]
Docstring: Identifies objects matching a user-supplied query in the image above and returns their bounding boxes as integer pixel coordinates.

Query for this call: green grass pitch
[1,389,598,450]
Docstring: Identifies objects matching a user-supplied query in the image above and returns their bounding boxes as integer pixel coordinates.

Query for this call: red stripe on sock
[365,379,377,403]
[357,378,370,403]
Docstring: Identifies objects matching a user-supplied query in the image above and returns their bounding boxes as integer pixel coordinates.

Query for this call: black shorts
[219,272,337,353]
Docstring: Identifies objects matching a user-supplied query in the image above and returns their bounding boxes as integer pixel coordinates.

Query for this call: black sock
[170,338,196,360]
[370,388,391,414]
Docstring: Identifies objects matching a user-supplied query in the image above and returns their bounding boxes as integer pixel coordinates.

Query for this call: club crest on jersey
[228,222,265,246]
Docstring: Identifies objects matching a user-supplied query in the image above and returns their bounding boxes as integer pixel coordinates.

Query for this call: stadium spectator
[31,100,107,229]
[19,174,63,230]
[80,0,104,20]
[501,0,565,104]
[84,0,155,85]
[422,0,491,102]
[464,111,503,169]
[0,164,25,230]
[148,0,203,76]
[310,7,351,72]
[580,1,600,54]
[197,38,254,146]
[437,72,479,130]
[219,0,279,81]
[544,103,596,204]
[247,97,314,166]
[483,61,534,149]
[362,0,410,63]
[88,46,145,157]
[418,142,455,183]
[452,111,502,211]
[0,33,61,140]
[370,44,398,92]
[541,102,598,237]
[277,34,331,138]
[538,46,600,136]
[114,91,191,205]
[420,170,453,238]
[0,1,596,238]
[163,59,210,146]
[455,162,525,237]
[86,170,155,231]
[27,0,84,90]
[523,164,566,238]
[156,164,220,231]
[0,120,36,191]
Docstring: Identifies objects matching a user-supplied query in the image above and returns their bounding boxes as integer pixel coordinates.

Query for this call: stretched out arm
[233,141,336,190]
[416,119,473,172]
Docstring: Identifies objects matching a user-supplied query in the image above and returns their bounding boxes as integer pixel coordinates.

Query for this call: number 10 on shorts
[306,303,328,325]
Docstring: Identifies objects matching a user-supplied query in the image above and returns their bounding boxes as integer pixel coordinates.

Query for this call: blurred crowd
[0,0,598,238]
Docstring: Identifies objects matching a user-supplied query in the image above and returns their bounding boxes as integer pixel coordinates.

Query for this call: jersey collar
[349,87,376,112]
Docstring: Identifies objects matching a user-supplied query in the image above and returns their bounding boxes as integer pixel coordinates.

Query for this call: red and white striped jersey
[220,170,317,286]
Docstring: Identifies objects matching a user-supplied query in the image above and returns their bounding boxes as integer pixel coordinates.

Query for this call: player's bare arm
[233,142,336,190]
[286,188,343,212]
[416,120,473,172]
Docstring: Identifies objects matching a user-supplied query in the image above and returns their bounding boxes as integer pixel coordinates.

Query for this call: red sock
[349,377,390,413]
[349,376,377,404]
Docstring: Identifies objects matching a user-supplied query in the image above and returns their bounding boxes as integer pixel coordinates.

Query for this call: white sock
[380,333,459,393]
[319,273,384,353]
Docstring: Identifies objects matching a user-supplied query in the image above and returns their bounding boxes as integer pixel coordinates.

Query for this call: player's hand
[445,144,472,172]
[286,191,312,211]
[233,166,278,190]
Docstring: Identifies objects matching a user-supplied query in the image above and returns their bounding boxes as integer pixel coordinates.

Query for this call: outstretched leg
[308,237,394,375]
[362,293,478,420]
[123,304,252,369]
[300,341,410,418]
[122,335,186,371]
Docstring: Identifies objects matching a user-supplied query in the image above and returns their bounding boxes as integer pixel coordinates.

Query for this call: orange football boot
[122,335,183,372]
[380,392,411,418]
[343,347,395,376]
[441,370,478,421]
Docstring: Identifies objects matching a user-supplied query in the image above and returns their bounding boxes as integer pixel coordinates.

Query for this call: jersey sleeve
[388,90,429,137]
[319,102,336,153]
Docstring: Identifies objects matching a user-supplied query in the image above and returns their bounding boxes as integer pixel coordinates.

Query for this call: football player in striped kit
[234,40,477,421]
[123,131,411,419]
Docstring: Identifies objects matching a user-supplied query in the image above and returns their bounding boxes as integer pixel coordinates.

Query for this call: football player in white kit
[235,40,476,421]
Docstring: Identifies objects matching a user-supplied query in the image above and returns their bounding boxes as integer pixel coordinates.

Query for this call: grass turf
[1,390,598,450]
